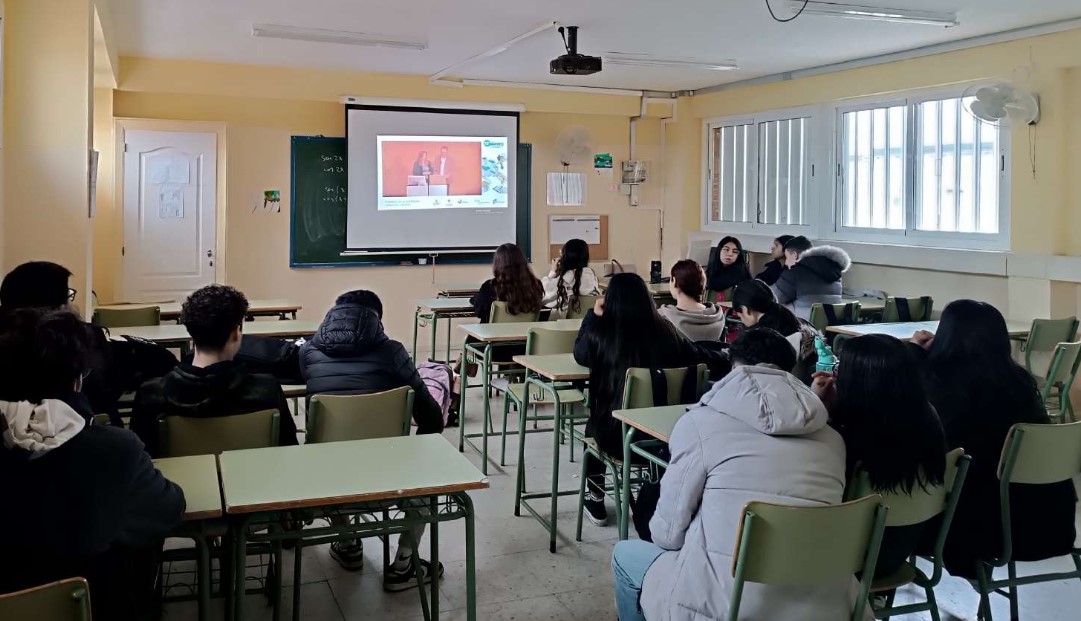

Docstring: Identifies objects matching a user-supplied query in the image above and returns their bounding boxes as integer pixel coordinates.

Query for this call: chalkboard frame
[289,133,530,268]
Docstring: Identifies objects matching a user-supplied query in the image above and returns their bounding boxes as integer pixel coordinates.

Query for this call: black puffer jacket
[300,303,444,434]
[771,245,851,320]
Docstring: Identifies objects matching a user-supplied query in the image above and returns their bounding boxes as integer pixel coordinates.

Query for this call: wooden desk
[115,319,319,343]
[436,283,481,298]
[457,320,582,475]
[413,297,476,361]
[510,353,591,553]
[219,435,488,621]
[281,384,307,399]
[719,298,886,314]
[98,298,302,321]
[612,405,689,540]
[153,455,223,620]
[826,320,1031,340]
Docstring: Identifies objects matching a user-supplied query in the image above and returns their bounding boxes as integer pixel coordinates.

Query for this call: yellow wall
[3,0,95,305]
[93,87,118,304]
[109,59,672,348]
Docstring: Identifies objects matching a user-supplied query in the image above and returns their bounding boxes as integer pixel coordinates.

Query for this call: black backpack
[235,335,303,384]
[108,335,180,393]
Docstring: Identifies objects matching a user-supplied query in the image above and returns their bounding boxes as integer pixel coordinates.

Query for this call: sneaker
[383,557,445,593]
[583,492,609,527]
[329,540,364,571]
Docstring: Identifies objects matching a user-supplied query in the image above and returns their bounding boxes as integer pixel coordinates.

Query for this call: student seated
[573,273,707,527]
[657,259,725,342]
[753,234,794,286]
[131,284,298,457]
[704,236,751,301]
[812,334,947,577]
[908,300,1077,580]
[731,279,821,376]
[771,236,852,320]
[612,327,858,621]
[471,242,544,324]
[0,261,123,421]
[0,309,185,621]
[541,238,600,319]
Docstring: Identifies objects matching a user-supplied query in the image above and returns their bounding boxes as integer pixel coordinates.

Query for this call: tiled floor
[163,394,1081,620]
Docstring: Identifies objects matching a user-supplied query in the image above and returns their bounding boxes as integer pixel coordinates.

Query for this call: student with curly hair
[130,284,297,456]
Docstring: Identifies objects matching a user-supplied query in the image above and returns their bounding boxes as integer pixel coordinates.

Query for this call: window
[839,105,907,230]
[706,110,813,230]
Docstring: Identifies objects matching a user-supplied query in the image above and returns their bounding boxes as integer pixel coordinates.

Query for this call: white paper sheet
[158,183,185,219]
[546,172,586,206]
[549,215,601,245]
[148,153,191,184]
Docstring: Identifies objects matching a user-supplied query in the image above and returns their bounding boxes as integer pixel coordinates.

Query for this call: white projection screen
[346,105,520,252]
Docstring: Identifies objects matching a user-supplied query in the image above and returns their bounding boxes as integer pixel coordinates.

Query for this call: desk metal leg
[429,314,439,364]
[429,497,440,621]
[232,517,249,621]
[459,493,478,621]
[480,346,491,475]
[412,308,421,360]
[620,424,635,540]
[547,388,564,554]
[194,533,211,621]
[445,315,454,362]
[513,383,532,517]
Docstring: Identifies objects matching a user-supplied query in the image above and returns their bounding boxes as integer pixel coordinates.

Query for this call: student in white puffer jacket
[612,327,871,621]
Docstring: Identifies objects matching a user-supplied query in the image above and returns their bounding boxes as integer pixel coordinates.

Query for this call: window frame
[701,105,820,238]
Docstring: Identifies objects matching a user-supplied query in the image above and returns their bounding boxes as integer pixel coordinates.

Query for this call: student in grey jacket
[612,327,869,621]
[771,237,852,320]
[657,259,726,342]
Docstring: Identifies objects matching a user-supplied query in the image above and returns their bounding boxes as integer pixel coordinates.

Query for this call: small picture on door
[158,183,185,219]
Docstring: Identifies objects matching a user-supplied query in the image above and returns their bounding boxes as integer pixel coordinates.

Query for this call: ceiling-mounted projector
[549,26,602,76]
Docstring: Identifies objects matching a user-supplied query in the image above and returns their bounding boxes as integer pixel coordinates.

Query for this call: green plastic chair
[92,305,161,328]
[809,302,862,334]
[307,387,413,444]
[490,301,540,323]
[1039,341,1081,422]
[501,327,585,466]
[975,421,1081,620]
[158,408,280,457]
[1023,317,1079,382]
[880,296,934,323]
[0,578,91,621]
[850,449,972,621]
[562,294,600,320]
[730,495,889,621]
[575,364,709,541]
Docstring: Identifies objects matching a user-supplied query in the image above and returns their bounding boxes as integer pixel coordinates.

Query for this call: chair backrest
[1026,318,1080,378]
[992,421,1081,565]
[808,302,862,332]
[307,387,413,444]
[525,327,578,356]
[849,448,969,528]
[621,365,709,410]
[159,409,279,457]
[92,306,161,328]
[0,578,91,621]
[563,294,600,320]
[490,301,540,323]
[881,296,933,323]
[730,495,888,621]
[1040,341,1081,400]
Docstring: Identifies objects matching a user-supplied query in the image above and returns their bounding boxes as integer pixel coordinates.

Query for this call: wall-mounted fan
[556,126,594,166]
[962,83,1040,127]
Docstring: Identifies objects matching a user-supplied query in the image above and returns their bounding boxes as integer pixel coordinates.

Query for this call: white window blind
[758,117,809,226]
[709,123,754,223]
[839,105,907,230]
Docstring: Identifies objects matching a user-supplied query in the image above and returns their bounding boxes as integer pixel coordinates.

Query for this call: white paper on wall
[158,183,185,219]
[148,153,191,184]
[549,215,601,245]
[546,172,586,206]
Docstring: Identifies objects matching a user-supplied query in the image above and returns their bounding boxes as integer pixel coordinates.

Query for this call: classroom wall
[678,27,1081,318]
[107,58,672,350]
[93,87,119,304]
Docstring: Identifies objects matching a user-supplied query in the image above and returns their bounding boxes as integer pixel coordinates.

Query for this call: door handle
[206,250,213,258]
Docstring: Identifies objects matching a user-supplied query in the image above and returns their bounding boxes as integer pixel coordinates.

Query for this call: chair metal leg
[513,398,529,517]
[1007,561,1019,621]
[976,564,994,621]
[880,589,897,621]
[575,449,589,542]
[500,393,513,467]
[926,582,941,621]
[567,406,576,463]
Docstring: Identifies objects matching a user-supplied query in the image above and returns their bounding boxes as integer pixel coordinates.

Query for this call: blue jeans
[612,540,665,621]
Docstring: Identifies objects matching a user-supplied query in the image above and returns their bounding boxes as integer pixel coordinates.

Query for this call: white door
[122,129,217,302]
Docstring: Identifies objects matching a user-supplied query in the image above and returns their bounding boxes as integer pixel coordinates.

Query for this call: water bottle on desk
[815,336,838,374]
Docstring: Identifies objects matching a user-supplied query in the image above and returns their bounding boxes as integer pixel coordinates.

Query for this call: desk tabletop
[153,455,223,521]
[218,435,489,514]
[115,319,320,342]
[600,281,670,295]
[416,297,475,312]
[512,354,589,381]
[436,283,481,297]
[460,320,581,343]
[613,405,690,443]
[281,384,307,398]
[826,320,1031,339]
[719,298,886,312]
[100,298,301,319]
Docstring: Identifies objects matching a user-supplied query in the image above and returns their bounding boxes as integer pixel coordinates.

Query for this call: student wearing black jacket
[0,309,185,621]
[753,235,794,286]
[908,300,1077,580]
[573,273,709,527]
[704,236,751,300]
[469,242,544,324]
[131,285,298,456]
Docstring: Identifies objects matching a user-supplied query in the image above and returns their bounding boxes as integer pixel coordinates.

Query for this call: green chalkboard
[290,136,532,267]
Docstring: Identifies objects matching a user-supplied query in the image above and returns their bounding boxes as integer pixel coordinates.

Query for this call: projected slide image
[377,136,509,211]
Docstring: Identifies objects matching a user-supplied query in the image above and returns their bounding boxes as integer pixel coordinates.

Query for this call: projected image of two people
[383,141,481,197]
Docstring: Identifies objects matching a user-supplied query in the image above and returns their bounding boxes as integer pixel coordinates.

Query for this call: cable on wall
[766,0,811,23]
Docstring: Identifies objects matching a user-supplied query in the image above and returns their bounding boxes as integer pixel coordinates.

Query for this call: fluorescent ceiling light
[251,24,427,50]
[789,2,959,27]
[603,53,738,71]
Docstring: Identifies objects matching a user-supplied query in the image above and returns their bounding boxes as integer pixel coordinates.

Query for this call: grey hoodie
[642,365,870,621]
[658,302,726,342]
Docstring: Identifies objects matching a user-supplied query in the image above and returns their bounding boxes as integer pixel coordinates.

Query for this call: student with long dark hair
[731,280,819,373]
[704,236,751,300]
[658,259,725,341]
[573,273,704,526]
[541,238,599,319]
[812,334,947,577]
[909,300,1077,580]
[753,234,794,286]
[471,243,544,323]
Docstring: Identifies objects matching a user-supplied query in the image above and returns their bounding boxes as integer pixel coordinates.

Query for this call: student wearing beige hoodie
[657,260,726,342]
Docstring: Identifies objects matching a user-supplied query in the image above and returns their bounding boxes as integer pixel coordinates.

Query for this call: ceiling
[111,0,1081,92]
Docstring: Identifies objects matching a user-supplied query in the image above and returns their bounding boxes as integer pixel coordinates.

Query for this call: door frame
[114,118,227,301]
